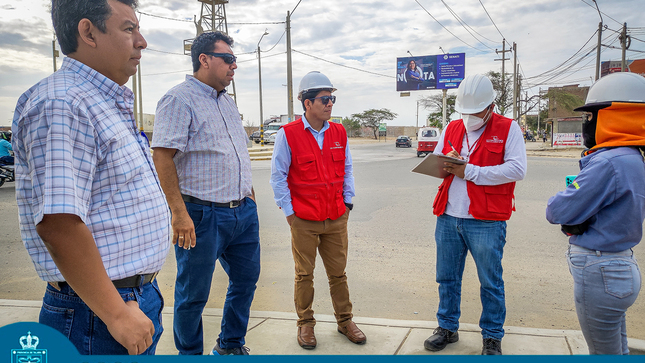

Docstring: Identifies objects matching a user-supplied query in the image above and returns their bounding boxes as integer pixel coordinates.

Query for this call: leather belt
[49,272,158,290]
[182,194,244,208]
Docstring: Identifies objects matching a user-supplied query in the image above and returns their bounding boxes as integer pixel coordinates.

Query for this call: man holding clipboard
[422,74,526,355]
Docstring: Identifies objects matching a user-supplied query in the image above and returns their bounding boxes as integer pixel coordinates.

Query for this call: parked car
[395,135,412,148]
[417,127,440,157]
[249,130,262,143]
[263,130,278,144]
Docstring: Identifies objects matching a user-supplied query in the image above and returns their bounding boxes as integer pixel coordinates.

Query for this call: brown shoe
[297,326,316,349]
[337,321,367,344]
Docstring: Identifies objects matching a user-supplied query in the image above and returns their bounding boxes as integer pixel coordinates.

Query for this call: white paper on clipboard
[411,153,466,178]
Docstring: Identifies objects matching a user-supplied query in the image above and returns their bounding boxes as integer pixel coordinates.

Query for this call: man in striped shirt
[152,31,260,356]
[12,0,170,355]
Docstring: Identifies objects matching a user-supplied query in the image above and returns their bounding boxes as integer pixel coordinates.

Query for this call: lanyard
[464,132,481,161]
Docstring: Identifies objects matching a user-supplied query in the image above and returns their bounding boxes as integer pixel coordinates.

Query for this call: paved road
[1,140,643,339]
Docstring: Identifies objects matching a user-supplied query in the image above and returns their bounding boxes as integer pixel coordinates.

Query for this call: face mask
[462,107,491,132]
[581,111,597,149]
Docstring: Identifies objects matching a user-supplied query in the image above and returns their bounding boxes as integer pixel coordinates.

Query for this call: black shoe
[482,338,502,355]
[210,339,250,355]
[424,327,459,351]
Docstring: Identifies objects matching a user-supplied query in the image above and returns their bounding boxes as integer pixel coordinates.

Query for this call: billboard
[396,53,465,92]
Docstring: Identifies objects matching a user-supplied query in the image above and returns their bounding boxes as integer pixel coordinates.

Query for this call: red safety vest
[283,119,347,221]
[432,113,516,221]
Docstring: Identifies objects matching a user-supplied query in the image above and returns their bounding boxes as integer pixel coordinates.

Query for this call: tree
[341,117,361,137]
[418,93,456,130]
[486,70,512,117]
[351,108,397,140]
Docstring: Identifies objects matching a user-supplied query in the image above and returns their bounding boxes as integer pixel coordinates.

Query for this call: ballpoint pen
[447,140,458,154]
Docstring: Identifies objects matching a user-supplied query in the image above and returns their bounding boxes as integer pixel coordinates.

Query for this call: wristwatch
[344,202,353,211]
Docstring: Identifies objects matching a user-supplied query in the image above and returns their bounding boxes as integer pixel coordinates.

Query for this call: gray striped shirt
[152,75,252,203]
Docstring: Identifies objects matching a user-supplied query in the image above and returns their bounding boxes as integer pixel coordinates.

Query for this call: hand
[286,214,296,226]
[444,161,466,179]
[107,300,155,355]
[446,150,464,160]
[172,210,196,249]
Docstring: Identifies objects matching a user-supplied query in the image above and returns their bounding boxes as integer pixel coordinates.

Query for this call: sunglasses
[310,95,336,105]
[202,52,237,64]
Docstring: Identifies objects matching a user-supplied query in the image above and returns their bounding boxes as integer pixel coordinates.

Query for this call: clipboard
[411,153,466,178]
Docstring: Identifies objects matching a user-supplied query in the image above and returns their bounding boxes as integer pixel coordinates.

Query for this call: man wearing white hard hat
[425,74,526,355]
[270,71,366,350]
[547,72,645,354]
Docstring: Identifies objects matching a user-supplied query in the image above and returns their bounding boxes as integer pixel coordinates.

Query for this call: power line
[137,10,191,22]
[146,48,185,56]
[137,10,284,25]
[414,0,489,53]
[291,0,303,16]
[237,51,286,63]
[144,69,191,76]
[440,0,497,50]
[524,29,599,80]
[293,49,394,78]
[261,31,286,53]
[579,0,622,26]
[478,0,508,46]
[146,48,256,56]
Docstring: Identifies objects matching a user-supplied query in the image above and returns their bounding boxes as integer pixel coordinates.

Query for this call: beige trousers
[290,209,353,327]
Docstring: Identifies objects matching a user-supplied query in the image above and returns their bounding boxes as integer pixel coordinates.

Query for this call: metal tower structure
[184,0,237,103]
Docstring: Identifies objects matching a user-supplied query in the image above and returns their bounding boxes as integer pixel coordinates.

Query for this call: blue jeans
[39,279,164,355]
[435,214,506,340]
[173,197,261,355]
[567,244,641,355]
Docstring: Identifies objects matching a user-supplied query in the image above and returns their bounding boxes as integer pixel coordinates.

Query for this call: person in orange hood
[546,72,645,354]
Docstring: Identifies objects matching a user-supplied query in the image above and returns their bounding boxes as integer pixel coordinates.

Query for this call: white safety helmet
[574,72,645,111]
[455,74,496,114]
[297,71,336,100]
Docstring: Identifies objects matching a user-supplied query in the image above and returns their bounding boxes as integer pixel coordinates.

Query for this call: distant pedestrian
[546,72,645,355]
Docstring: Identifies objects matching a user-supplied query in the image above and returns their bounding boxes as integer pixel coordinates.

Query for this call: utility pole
[52,39,59,72]
[495,39,511,115]
[442,89,447,129]
[512,42,517,120]
[137,63,143,131]
[415,100,419,139]
[620,22,628,72]
[595,22,603,80]
[132,73,138,126]
[258,30,269,146]
[286,11,294,123]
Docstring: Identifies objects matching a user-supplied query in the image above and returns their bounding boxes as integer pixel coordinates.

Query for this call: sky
[0,0,644,127]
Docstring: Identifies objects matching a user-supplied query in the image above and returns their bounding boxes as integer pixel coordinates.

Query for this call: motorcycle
[0,161,14,188]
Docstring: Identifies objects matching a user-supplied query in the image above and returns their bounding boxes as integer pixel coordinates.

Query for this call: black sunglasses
[310,95,336,105]
[202,52,237,64]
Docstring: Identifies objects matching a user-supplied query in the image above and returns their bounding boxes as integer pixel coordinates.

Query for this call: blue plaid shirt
[12,57,171,282]
[152,75,252,203]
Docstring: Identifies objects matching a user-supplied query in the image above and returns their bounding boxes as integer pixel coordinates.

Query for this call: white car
[263,130,278,144]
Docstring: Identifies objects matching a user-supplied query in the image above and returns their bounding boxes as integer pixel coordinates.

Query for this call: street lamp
[258,29,269,146]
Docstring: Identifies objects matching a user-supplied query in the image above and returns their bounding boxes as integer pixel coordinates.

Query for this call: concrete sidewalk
[1,299,643,355]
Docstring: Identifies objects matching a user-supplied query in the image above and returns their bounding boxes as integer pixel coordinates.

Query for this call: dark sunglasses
[202,52,237,64]
[310,95,336,105]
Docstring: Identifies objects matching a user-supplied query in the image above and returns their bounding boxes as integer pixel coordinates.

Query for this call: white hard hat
[298,71,336,100]
[455,74,496,114]
[575,72,645,111]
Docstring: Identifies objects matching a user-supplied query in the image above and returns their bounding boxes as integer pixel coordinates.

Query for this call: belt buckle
[229,200,240,208]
